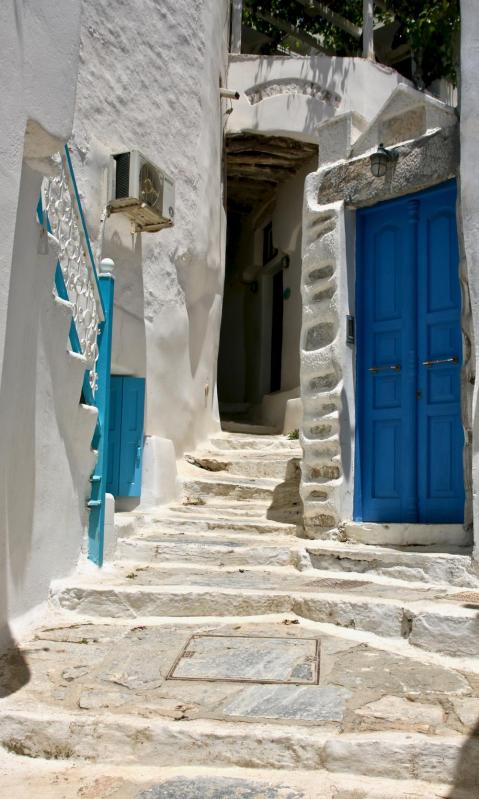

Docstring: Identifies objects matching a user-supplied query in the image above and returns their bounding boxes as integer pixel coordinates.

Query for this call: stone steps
[3,429,479,796]
[49,572,479,658]
[116,536,302,568]
[134,516,299,533]
[186,450,301,479]
[0,707,477,790]
[117,525,479,587]
[182,475,281,503]
[344,521,471,548]
[307,540,479,589]
[208,434,301,452]
[108,561,470,599]
[116,508,301,536]
[1,758,473,799]
[181,476,302,525]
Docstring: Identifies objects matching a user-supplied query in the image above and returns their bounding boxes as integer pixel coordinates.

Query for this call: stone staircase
[1,428,479,798]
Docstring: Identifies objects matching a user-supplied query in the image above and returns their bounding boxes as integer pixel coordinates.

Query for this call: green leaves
[243,0,460,85]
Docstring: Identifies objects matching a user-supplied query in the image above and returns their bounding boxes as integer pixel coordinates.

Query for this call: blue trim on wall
[88,274,114,566]
[106,376,146,498]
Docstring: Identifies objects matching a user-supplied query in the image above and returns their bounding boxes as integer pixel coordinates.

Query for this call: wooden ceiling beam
[228,153,310,167]
[226,134,318,215]
[226,135,317,156]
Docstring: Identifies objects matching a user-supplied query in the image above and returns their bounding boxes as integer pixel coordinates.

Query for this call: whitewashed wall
[0,0,83,651]
[273,159,317,394]
[220,54,404,432]
[227,55,406,143]
[459,0,479,556]
[71,0,230,506]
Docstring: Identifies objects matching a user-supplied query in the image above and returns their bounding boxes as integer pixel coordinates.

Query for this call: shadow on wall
[0,163,44,684]
[266,457,303,525]
[247,56,357,139]
[106,223,147,380]
[447,718,479,797]
[0,161,92,670]
[174,177,224,382]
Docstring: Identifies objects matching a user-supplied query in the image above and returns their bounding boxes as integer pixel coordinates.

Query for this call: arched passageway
[218,133,317,432]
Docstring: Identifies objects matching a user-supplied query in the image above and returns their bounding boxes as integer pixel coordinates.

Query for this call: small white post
[231,0,243,54]
[363,0,375,60]
[99,257,115,276]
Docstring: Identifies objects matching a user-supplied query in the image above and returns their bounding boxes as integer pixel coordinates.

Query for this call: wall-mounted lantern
[370,143,397,178]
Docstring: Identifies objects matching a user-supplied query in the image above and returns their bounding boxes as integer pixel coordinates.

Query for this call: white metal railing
[42,152,104,395]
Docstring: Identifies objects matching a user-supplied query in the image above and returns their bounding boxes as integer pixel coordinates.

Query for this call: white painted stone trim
[300,116,472,546]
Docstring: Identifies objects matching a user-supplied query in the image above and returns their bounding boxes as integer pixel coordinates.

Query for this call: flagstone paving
[2,754,475,799]
[1,429,479,796]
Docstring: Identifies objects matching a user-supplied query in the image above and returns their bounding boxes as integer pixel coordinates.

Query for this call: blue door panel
[357,200,417,522]
[106,376,145,497]
[355,181,464,524]
[416,183,464,522]
[118,377,145,497]
[106,376,123,496]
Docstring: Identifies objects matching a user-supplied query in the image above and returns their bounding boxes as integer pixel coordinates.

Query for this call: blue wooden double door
[107,376,145,497]
[355,182,464,524]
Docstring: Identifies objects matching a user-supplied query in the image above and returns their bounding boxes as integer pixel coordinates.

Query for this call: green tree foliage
[243,0,460,85]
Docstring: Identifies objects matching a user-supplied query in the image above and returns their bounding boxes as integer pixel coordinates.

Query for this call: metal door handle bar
[368,364,401,372]
[422,356,458,367]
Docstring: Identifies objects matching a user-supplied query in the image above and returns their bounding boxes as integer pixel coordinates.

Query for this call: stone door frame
[300,123,474,545]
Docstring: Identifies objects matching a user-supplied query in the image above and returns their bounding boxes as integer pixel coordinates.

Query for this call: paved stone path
[1,429,479,797]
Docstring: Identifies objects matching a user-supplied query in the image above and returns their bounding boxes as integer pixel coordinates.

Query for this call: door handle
[368,364,401,373]
[422,356,458,367]
[136,445,142,465]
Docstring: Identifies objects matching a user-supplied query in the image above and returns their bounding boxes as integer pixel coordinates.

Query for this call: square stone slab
[167,635,320,684]
[222,684,351,723]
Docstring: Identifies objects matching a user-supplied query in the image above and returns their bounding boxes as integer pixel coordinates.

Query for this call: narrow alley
[1,1,479,796]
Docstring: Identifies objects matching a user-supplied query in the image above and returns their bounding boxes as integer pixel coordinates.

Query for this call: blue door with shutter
[106,377,123,497]
[106,376,145,497]
[355,181,464,523]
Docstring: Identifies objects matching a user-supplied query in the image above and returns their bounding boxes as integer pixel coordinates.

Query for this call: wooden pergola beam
[256,10,325,54]
[363,0,375,59]
[295,0,362,40]
[231,0,243,54]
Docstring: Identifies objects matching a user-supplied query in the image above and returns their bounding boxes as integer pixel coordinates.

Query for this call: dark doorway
[217,133,318,425]
[271,269,283,392]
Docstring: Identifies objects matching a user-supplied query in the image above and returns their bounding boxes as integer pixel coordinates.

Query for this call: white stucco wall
[0,1,83,651]
[219,54,404,432]
[71,0,230,505]
[459,0,479,555]
[227,55,407,142]
[274,158,317,393]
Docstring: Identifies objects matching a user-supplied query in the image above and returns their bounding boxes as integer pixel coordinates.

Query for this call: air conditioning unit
[108,150,175,232]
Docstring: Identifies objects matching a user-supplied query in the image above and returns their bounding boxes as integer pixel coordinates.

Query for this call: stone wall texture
[460,0,479,553]
[300,108,469,539]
